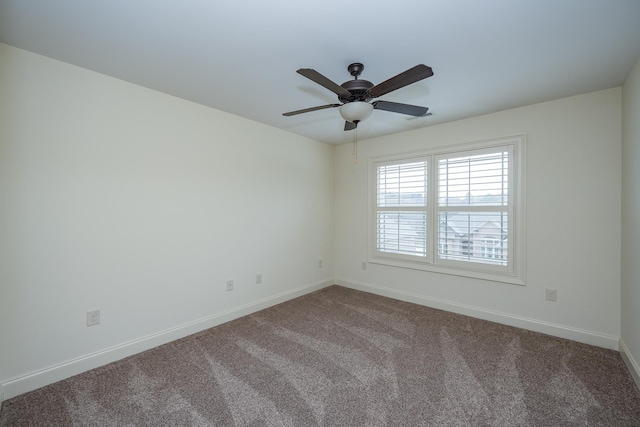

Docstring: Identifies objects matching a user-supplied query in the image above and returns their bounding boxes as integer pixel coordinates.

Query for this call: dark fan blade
[368,64,433,98]
[283,104,341,116]
[297,69,352,97]
[344,121,357,131]
[372,100,429,116]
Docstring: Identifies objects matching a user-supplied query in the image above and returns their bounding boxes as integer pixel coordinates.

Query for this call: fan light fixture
[339,101,373,124]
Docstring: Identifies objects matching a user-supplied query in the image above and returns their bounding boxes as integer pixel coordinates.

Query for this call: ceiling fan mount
[283,62,433,130]
[347,62,365,78]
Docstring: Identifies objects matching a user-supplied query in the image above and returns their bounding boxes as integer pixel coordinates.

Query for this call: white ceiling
[1,1,640,145]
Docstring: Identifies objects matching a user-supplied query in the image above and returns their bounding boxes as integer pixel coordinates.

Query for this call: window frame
[368,134,526,285]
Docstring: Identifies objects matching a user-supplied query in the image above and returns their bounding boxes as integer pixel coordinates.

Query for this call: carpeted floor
[2,285,640,426]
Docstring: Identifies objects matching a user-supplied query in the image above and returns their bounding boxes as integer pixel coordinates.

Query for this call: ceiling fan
[283,62,433,131]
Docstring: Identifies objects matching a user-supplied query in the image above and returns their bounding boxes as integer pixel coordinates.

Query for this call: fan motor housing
[339,79,374,103]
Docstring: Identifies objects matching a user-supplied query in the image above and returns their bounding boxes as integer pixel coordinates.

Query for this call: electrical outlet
[256,273,262,284]
[545,288,557,301]
[318,259,323,268]
[226,280,234,291]
[362,261,367,270]
[87,309,100,327]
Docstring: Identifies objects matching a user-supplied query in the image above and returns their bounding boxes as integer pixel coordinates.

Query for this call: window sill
[368,257,525,286]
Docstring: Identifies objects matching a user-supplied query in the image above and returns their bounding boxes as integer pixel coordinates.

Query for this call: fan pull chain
[352,127,359,164]
[352,128,356,155]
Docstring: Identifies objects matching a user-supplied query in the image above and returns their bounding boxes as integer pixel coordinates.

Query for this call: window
[376,159,429,258]
[370,135,525,285]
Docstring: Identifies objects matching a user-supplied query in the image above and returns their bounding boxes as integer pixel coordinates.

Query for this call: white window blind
[369,135,524,285]
[376,160,428,258]
[437,149,510,267]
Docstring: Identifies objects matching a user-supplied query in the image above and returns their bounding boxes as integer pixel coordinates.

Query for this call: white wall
[335,88,622,349]
[0,43,335,400]
[621,55,640,386]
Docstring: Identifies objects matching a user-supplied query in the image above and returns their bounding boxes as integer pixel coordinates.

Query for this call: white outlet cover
[545,288,557,301]
[226,280,234,291]
[87,309,100,326]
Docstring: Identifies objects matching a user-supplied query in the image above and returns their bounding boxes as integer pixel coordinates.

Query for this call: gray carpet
[1,285,639,426]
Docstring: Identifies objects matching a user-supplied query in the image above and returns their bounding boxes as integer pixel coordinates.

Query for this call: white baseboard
[1,279,334,402]
[620,339,640,391]
[336,278,620,351]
